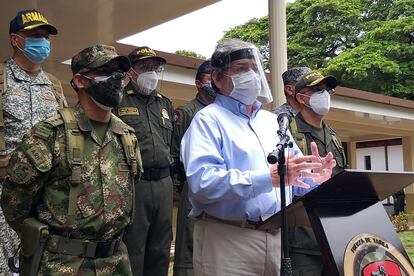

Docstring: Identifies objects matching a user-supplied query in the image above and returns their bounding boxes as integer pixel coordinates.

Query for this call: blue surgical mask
[18,36,51,64]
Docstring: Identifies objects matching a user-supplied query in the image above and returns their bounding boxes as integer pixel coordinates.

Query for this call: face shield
[216,48,273,104]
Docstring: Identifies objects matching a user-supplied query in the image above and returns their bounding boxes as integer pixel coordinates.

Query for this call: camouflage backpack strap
[291,118,308,155]
[118,126,142,224]
[0,62,8,179]
[58,108,84,227]
[45,72,67,108]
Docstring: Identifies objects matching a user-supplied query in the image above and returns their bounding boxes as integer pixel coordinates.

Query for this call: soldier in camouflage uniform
[273,68,347,276]
[114,46,174,276]
[1,44,142,275]
[0,9,66,275]
[171,61,215,276]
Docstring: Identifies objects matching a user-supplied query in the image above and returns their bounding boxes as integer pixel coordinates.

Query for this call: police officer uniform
[115,47,174,276]
[289,112,347,276]
[172,93,210,276]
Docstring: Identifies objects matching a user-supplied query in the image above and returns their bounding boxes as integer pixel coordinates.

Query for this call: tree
[175,50,206,60]
[220,0,414,98]
[325,17,414,99]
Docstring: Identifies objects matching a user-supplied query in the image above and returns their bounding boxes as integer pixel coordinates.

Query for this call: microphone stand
[267,134,293,276]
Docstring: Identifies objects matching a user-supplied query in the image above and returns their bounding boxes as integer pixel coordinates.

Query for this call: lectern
[257,170,414,276]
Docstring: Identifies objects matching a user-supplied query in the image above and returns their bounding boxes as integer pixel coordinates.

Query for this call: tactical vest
[290,117,347,165]
[0,62,66,179]
[46,108,139,227]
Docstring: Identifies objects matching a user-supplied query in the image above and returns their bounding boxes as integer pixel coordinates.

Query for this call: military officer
[1,44,142,275]
[274,68,347,276]
[171,60,215,276]
[115,46,174,276]
[0,9,66,275]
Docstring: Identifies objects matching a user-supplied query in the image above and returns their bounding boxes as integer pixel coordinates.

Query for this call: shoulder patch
[26,145,52,172]
[162,108,170,120]
[9,162,33,184]
[126,89,136,95]
[118,107,139,116]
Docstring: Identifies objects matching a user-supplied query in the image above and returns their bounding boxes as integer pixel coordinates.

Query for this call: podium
[257,169,414,276]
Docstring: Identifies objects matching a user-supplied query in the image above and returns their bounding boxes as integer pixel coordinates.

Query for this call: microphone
[267,112,293,164]
[277,112,292,140]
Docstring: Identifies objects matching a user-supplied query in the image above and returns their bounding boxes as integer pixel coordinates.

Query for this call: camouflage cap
[9,9,58,35]
[128,46,166,65]
[282,67,311,85]
[71,44,130,74]
[295,71,338,93]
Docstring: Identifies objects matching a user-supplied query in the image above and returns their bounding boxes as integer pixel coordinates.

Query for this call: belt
[141,166,171,181]
[198,213,263,231]
[46,235,121,258]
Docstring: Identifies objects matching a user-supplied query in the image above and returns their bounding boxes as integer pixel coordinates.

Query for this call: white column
[268,0,288,109]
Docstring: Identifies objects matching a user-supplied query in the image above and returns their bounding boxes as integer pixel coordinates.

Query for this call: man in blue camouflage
[0,9,66,275]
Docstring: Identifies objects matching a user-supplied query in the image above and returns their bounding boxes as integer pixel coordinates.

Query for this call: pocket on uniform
[119,115,148,140]
[159,118,173,143]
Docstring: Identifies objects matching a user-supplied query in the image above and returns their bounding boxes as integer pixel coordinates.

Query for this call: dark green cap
[128,46,166,66]
[71,44,130,74]
[295,71,337,93]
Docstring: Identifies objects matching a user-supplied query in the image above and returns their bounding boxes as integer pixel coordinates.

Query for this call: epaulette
[156,92,172,102]
[32,114,63,141]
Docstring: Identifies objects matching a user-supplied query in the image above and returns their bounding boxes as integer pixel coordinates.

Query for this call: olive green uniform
[289,113,347,276]
[115,83,174,276]
[171,93,208,276]
[1,105,142,275]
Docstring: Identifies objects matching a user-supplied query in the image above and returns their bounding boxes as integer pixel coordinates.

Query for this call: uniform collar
[295,113,332,144]
[73,104,130,135]
[215,94,262,118]
[125,82,162,99]
[6,58,51,85]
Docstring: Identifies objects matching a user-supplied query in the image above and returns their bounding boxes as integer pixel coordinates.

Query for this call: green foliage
[391,212,413,232]
[220,0,414,99]
[325,17,414,98]
[399,230,414,262]
[175,50,206,60]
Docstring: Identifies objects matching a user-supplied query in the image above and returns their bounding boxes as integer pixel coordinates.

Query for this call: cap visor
[24,23,58,35]
[112,56,131,72]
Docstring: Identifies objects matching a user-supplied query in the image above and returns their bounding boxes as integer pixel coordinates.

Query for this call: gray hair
[211,39,259,73]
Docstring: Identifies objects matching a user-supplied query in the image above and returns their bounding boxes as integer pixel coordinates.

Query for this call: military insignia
[26,146,50,172]
[9,163,33,184]
[161,109,170,120]
[118,107,139,116]
[343,233,414,275]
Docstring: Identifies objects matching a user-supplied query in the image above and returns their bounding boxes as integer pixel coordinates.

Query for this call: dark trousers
[124,176,173,276]
[173,182,194,276]
[288,226,325,276]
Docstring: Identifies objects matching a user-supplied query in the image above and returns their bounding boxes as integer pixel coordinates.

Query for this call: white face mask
[229,70,261,105]
[302,90,331,115]
[136,71,159,95]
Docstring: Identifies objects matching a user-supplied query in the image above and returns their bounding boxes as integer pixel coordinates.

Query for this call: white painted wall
[356,145,404,206]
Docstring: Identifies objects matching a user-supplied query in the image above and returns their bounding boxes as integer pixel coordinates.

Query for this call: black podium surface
[257,170,414,276]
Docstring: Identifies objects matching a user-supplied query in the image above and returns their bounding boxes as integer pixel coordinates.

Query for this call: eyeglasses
[82,68,126,82]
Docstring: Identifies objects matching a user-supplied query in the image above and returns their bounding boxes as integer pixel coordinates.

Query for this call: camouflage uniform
[1,104,141,275]
[171,93,209,276]
[115,82,174,276]
[0,58,64,275]
[272,102,298,118]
